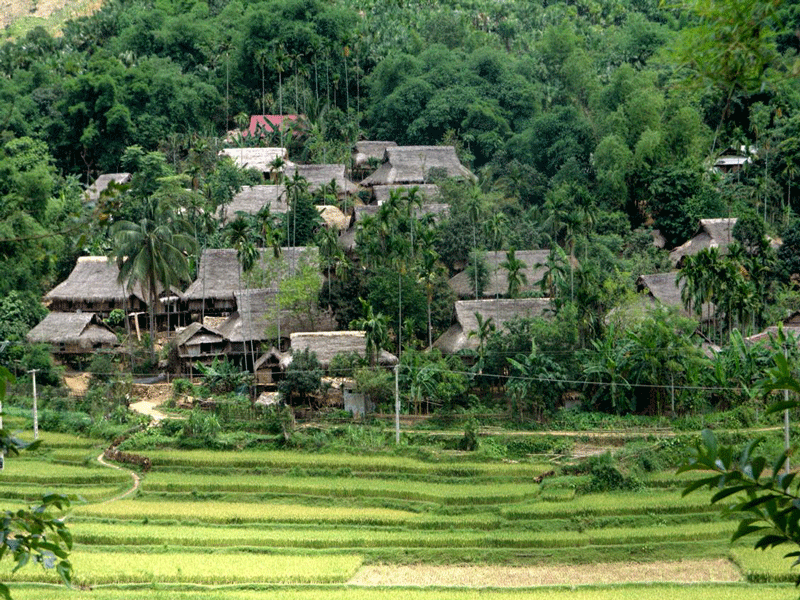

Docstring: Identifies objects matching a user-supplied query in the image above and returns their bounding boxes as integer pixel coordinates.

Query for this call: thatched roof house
[669,219,737,266]
[317,205,349,230]
[217,289,336,352]
[352,141,397,169]
[636,272,715,320]
[282,331,398,369]
[218,185,288,224]
[360,146,475,186]
[27,312,118,355]
[434,299,553,354]
[339,205,380,252]
[448,250,552,298]
[373,184,440,205]
[288,164,358,196]
[85,173,131,204]
[219,148,291,174]
[183,247,320,314]
[745,311,800,345]
[45,256,151,316]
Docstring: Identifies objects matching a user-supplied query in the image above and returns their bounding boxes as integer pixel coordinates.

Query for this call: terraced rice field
[2,430,798,599]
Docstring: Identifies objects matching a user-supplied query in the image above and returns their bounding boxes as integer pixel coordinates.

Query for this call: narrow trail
[95,452,141,503]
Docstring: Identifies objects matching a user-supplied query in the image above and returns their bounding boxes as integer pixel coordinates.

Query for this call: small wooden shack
[172,322,227,375]
[84,173,131,204]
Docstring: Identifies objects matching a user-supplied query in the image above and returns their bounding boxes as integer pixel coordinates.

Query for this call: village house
[636,272,715,322]
[44,256,183,331]
[182,247,319,317]
[219,147,291,177]
[287,163,359,198]
[669,218,738,267]
[217,185,289,224]
[351,141,397,180]
[434,298,553,355]
[84,172,131,204]
[27,312,118,359]
[447,249,552,299]
[281,331,399,370]
[745,311,800,346]
[360,146,476,187]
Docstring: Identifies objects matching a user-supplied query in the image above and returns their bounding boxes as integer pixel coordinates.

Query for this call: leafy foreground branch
[0,365,72,599]
[679,352,800,582]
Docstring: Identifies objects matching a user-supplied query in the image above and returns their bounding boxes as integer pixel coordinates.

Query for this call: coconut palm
[111,196,196,362]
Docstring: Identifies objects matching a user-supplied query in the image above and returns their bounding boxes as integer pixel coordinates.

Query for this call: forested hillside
[1,0,800,417]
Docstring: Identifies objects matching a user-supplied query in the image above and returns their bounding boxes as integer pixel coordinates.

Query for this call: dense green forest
[1,0,800,419]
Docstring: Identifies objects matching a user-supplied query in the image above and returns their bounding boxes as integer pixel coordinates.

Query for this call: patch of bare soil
[130,383,172,404]
[348,560,741,587]
[63,373,90,397]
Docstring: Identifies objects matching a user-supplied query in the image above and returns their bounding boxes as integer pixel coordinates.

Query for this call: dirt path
[95,452,141,503]
[129,398,171,423]
[348,559,741,587]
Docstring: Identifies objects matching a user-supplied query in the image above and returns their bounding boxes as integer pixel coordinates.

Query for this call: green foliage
[278,348,322,406]
[195,357,253,395]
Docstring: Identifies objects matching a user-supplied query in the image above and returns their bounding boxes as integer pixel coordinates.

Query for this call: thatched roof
[174,322,224,348]
[26,312,118,349]
[353,141,397,168]
[434,298,553,354]
[45,256,148,305]
[218,185,288,224]
[448,250,552,298]
[219,148,290,173]
[183,247,319,302]
[288,164,358,195]
[636,272,714,319]
[218,289,337,344]
[373,184,440,205]
[339,205,380,251]
[282,331,398,369]
[85,173,131,203]
[669,219,737,266]
[745,311,800,345]
[317,205,349,230]
[360,146,476,186]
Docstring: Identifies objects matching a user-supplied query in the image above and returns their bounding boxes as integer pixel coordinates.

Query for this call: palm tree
[227,217,259,372]
[465,187,486,299]
[417,249,444,348]
[350,299,388,367]
[500,248,528,298]
[111,196,196,362]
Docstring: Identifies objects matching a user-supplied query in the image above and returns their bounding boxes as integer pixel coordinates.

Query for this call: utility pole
[394,364,400,445]
[29,369,38,440]
[785,345,791,474]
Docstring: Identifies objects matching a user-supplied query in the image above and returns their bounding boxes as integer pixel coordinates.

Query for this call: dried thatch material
[669,218,737,266]
[85,173,131,203]
[45,256,150,314]
[218,185,288,224]
[448,250,552,298]
[745,311,800,345]
[353,141,397,168]
[288,164,359,196]
[182,247,320,312]
[282,331,398,369]
[361,146,476,186]
[317,205,349,230]
[434,299,553,354]
[27,312,118,352]
[218,289,336,346]
[636,272,715,320]
[373,184,440,205]
[219,148,290,173]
